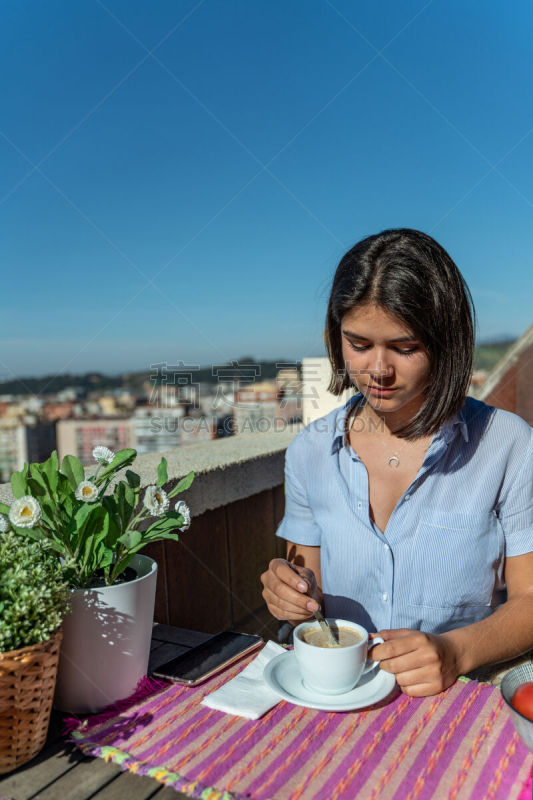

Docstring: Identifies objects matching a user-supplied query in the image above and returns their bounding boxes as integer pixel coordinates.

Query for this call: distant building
[478,323,533,425]
[0,401,25,420]
[20,396,43,414]
[203,383,236,420]
[179,414,216,444]
[56,418,135,465]
[301,358,355,425]
[233,389,281,435]
[56,388,80,402]
[43,401,74,421]
[133,406,184,454]
[0,402,12,417]
[0,420,27,483]
[98,396,118,416]
[26,422,57,465]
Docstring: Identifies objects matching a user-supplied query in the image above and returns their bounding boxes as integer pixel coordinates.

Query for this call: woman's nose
[368,351,393,380]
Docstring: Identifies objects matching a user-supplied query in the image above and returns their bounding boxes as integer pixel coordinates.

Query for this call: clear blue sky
[1,1,532,379]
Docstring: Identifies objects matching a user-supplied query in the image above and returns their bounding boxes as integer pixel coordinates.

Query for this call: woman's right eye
[349,343,370,352]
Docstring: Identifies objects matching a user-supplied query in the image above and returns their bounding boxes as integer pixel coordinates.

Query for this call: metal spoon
[286,560,338,646]
[312,608,339,647]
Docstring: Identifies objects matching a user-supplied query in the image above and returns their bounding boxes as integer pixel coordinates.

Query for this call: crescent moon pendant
[388,455,400,468]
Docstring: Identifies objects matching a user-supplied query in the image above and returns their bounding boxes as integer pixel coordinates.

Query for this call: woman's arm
[286,542,322,585]
[371,551,533,696]
[260,541,322,624]
[445,551,533,674]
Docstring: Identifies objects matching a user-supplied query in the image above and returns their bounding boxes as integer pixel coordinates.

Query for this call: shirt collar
[438,406,469,444]
[330,393,364,455]
[330,393,469,455]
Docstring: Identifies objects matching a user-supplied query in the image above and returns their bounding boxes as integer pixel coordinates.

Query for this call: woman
[261,228,533,697]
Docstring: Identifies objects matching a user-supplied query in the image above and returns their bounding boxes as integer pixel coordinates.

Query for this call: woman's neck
[358,393,425,438]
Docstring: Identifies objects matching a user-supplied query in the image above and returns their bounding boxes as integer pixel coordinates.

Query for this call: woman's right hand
[261,558,322,622]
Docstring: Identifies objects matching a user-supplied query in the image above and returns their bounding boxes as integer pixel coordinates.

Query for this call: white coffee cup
[293,618,384,695]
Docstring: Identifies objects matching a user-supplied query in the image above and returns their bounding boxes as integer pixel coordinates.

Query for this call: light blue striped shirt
[276,393,533,634]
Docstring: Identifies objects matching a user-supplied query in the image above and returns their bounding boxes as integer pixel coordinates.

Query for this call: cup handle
[363,636,385,674]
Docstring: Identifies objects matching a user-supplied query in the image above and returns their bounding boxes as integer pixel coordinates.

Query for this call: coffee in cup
[300,625,363,648]
[293,618,383,695]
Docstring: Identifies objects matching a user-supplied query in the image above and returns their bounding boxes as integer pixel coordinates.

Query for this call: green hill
[0,344,517,397]
[473,339,515,371]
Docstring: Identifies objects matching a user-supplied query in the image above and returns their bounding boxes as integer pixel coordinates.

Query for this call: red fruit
[511,682,533,721]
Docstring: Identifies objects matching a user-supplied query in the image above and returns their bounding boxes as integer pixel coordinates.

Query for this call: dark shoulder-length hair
[325,228,476,440]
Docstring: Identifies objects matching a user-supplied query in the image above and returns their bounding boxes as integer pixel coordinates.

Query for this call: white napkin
[200,640,286,720]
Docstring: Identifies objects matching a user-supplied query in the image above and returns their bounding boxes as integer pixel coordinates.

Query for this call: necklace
[355,404,411,469]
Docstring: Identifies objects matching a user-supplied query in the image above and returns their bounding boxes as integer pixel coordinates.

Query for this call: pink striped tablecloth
[69,652,533,800]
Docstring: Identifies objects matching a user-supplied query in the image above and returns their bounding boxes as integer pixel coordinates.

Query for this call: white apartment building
[133,406,184,454]
[0,420,27,483]
[301,357,355,425]
[233,389,282,435]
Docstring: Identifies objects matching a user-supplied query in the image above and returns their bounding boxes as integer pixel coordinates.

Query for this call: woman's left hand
[368,628,462,697]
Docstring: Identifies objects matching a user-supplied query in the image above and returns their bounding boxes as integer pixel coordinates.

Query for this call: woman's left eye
[348,343,418,356]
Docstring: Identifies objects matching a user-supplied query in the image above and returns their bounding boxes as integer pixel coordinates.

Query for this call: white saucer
[263,651,396,712]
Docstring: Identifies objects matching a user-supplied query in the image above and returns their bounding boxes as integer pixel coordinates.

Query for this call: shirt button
[383,543,390,551]
[357,501,362,509]
[405,494,410,501]
[382,592,388,601]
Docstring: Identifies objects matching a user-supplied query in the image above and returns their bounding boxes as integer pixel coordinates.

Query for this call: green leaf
[117,529,142,549]
[98,449,137,482]
[142,530,180,545]
[26,475,47,498]
[8,524,45,542]
[167,470,195,499]
[29,464,54,503]
[86,513,111,573]
[123,482,135,509]
[0,502,10,515]
[90,541,114,572]
[125,470,140,490]
[110,481,135,532]
[11,463,29,498]
[143,511,184,539]
[154,532,180,543]
[98,545,114,569]
[32,495,56,531]
[61,455,85,491]
[67,504,111,582]
[110,552,136,580]
[103,507,122,551]
[157,457,168,488]
[41,451,59,495]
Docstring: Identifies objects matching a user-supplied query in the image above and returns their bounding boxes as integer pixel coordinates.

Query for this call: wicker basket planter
[0,627,63,775]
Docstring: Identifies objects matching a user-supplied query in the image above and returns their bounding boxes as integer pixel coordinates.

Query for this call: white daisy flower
[92,446,115,465]
[143,485,170,516]
[9,496,42,529]
[0,514,9,532]
[175,500,191,531]
[75,480,99,503]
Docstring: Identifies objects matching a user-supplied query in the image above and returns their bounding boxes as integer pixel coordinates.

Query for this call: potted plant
[0,529,70,773]
[0,446,194,713]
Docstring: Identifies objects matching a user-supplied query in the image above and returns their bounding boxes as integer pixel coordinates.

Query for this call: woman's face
[340,303,431,415]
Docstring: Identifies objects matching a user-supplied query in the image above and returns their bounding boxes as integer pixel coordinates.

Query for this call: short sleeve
[275,441,322,546]
[498,428,533,557]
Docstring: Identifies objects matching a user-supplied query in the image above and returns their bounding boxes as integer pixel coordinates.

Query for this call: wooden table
[0,625,213,800]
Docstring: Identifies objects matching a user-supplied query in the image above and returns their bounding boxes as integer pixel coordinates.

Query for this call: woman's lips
[367,385,398,396]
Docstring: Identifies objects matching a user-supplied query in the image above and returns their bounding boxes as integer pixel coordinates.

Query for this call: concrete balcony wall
[0,426,301,640]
